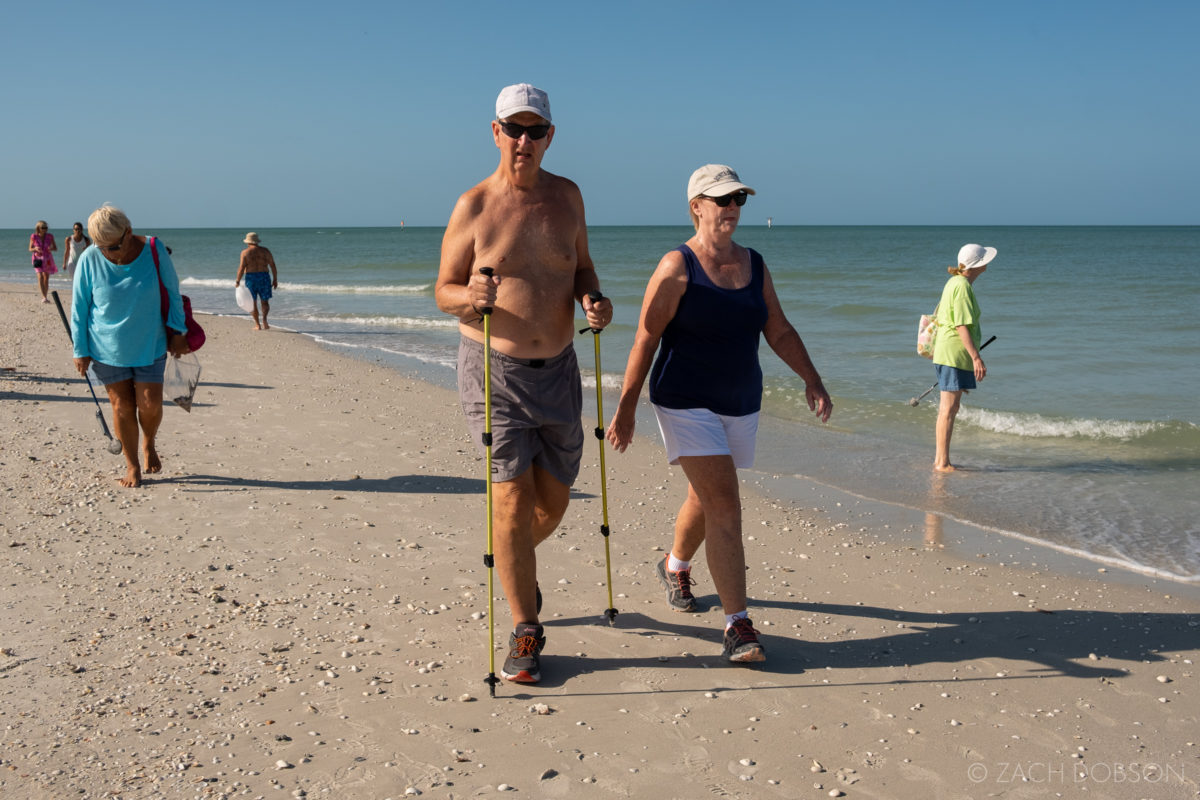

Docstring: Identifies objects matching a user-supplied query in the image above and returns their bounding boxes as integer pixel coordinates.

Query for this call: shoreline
[3,282,1197,799]
[249,307,1200,598]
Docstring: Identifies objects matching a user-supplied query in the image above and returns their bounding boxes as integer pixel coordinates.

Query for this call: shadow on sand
[491,601,1197,695]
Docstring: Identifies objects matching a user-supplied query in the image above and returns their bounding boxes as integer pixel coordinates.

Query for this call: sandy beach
[2,280,1197,800]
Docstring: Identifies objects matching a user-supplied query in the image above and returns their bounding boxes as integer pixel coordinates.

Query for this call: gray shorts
[457,336,584,486]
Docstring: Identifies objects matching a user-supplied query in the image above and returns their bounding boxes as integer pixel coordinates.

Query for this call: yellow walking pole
[579,291,618,625]
[479,267,500,696]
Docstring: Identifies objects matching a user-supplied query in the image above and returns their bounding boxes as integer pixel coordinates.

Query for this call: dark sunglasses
[101,229,128,251]
[706,192,749,207]
[497,120,551,141]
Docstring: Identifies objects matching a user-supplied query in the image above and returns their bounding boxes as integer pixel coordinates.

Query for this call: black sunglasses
[101,229,128,251]
[706,192,748,207]
[497,120,551,141]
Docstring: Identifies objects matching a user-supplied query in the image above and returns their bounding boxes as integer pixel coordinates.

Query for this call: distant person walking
[235,232,278,330]
[931,243,996,472]
[606,164,832,664]
[29,220,58,302]
[63,222,91,279]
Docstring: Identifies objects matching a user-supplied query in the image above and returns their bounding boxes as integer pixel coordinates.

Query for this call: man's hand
[582,293,612,331]
[469,269,500,315]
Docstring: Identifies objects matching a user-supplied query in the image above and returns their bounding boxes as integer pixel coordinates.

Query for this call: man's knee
[534,501,567,532]
[493,473,537,517]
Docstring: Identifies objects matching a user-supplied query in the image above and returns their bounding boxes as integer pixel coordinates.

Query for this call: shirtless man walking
[436,83,612,684]
[235,232,279,330]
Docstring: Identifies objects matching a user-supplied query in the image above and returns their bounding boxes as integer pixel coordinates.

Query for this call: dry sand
[2,281,1197,800]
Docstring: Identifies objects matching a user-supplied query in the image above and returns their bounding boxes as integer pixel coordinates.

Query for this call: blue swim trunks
[245,271,272,302]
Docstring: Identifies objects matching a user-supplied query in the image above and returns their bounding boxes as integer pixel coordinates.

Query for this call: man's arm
[566,182,612,330]
[267,249,278,287]
[435,193,496,320]
[235,250,247,286]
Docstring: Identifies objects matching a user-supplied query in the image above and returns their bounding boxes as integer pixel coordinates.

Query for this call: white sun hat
[957,243,997,270]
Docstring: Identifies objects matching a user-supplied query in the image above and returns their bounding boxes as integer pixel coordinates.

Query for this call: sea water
[4,225,1197,582]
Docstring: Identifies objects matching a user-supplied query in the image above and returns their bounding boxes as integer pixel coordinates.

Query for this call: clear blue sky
[4,0,1197,228]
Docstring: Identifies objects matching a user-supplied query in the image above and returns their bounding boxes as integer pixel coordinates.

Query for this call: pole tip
[908,398,919,407]
[108,439,124,454]
[604,608,618,626]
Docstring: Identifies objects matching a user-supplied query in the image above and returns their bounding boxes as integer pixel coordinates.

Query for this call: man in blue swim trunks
[235,232,279,330]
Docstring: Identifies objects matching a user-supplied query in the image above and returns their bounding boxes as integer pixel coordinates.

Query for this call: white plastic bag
[164,353,202,412]
[235,284,255,313]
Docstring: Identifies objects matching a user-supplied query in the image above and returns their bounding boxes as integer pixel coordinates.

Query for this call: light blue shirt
[70,237,186,366]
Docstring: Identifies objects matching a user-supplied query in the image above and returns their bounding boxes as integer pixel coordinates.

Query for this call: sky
[3,0,1197,228]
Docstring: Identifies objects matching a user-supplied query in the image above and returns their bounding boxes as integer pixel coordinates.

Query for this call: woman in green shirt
[932,243,996,472]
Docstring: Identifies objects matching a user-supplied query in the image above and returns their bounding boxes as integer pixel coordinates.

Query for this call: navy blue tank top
[648,244,768,416]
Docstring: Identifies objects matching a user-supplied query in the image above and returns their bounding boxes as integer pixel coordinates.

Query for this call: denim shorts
[91,354,167,385]
[935,363,976,392]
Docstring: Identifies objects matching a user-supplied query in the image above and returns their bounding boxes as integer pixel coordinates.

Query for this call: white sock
[725,610,749,630]
[667,554,690,572]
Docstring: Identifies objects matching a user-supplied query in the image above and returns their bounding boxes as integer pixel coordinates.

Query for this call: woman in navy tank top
[607,165,833,664]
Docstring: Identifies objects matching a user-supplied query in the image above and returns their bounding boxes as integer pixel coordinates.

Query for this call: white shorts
[652,405,759,469]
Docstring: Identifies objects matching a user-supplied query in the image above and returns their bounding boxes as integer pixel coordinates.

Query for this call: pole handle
[579,291,605,334]
[477,267,495,316]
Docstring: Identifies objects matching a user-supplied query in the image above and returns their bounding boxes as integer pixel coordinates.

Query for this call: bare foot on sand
[119,465,143,488]
[253,323,262,330]
[934,463,958,473]
[144,444,162,474]
[262,322,270,330]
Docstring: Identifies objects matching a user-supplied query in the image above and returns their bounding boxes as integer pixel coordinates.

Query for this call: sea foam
[962,409,1177,441]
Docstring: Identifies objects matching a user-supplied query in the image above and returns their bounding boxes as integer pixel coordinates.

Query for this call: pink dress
[31,233,58,275]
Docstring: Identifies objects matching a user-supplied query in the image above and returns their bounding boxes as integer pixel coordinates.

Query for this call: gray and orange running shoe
[655,555,698,612]
[501,623,546,683]
[723,617,766,663]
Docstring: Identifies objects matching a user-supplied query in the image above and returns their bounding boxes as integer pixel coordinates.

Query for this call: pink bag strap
[149,237,172,330]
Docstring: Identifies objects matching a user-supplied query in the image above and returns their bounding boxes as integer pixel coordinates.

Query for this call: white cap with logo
[495,83,552,123]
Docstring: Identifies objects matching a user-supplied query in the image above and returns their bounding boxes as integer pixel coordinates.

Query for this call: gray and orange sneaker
[723,617,766,663]
[655,555,698,612]
[501,623,546,683]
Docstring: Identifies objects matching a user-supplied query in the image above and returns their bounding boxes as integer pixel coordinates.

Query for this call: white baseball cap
[495,83,551,123]
[957,243,998,270]
[687,164,755,202]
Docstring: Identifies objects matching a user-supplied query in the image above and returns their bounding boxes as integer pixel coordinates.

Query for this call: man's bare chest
[477,207,577,270]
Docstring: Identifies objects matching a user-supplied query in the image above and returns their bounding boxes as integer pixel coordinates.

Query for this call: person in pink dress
[29,220,58,303]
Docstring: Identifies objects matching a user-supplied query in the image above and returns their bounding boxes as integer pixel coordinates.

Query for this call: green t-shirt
[931,274,981,370]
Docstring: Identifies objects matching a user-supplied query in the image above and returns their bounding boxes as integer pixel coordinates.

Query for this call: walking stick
[51,291,123,454]
[579,291,618,625]
[908,335,996,406]
[478,267,501,697]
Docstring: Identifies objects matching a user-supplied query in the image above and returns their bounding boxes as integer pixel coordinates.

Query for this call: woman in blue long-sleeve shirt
[71,204,189,488]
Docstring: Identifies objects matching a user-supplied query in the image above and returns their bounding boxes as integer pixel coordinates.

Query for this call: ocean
[4,225,1198,583]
